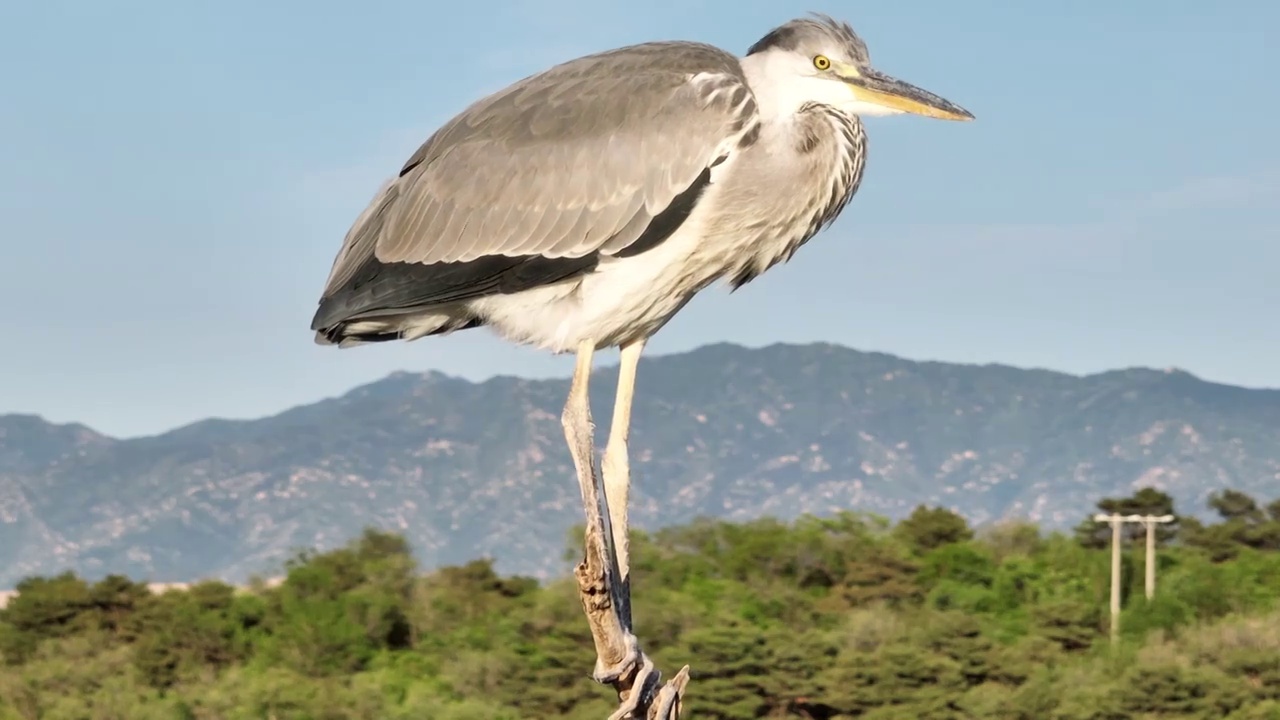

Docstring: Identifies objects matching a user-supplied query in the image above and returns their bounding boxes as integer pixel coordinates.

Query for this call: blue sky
[1,0,1276,438]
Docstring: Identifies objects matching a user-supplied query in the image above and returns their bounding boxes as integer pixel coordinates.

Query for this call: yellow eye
[813,55,831,70]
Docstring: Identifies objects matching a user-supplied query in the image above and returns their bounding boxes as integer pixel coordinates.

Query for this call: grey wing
[311,41,759,334]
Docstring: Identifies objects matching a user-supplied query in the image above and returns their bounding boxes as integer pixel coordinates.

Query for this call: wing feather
[316,42,758,304]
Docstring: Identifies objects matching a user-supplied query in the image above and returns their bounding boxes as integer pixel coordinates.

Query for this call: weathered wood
[573,479,689,719]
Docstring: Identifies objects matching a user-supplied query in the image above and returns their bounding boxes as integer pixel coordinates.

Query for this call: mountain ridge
[8,342,1270,443]
[3,341,1278,589]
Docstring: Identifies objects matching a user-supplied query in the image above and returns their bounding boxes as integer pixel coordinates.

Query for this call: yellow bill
[841,65,974,121]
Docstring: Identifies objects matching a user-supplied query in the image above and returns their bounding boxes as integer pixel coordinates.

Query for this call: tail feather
[313,312,485,348]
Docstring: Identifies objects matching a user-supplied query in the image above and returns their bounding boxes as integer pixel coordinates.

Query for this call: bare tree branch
[572,457,689,719]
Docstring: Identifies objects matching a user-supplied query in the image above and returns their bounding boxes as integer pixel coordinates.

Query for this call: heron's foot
[593,630,641,684]
[606,653,654,720]
[604,657,691,720]
[574,516,690,718]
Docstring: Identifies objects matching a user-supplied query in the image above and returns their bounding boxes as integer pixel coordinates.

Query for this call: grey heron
[309,13,970,709]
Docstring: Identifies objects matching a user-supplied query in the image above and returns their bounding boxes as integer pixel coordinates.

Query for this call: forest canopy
[2,487,1280,719]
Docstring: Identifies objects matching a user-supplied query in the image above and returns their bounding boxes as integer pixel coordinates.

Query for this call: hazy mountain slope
[2,342,1277,588]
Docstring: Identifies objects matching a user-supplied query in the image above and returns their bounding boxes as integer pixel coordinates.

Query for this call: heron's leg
[563,340,639,684]
[564,340,689,717]
[562,340,604,557]
[601,338,645,610]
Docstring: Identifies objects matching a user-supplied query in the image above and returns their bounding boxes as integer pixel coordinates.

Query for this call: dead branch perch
[572,452,690,719]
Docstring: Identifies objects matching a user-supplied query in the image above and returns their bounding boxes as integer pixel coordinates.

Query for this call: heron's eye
[812,55,831,70]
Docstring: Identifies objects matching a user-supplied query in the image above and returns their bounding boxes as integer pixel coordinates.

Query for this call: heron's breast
[475,214,716,352]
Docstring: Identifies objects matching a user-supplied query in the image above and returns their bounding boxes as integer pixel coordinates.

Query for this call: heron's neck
[739,52,811,120]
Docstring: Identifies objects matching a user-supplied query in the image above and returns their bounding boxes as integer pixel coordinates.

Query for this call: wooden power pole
[1094,513,1175,641]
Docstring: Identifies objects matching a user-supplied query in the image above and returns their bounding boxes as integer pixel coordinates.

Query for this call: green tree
[2,508,1279,718]
[1211,489,1267,522]
[0,572,94,664]
[1031,599,1100,652]
[1075,486,1179,548]
[896,505,974,553]
[88,573,151,640]
[1186,490,1280,559]
[132,580,258,688]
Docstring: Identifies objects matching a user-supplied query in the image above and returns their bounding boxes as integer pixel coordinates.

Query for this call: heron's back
[311,38,866,351]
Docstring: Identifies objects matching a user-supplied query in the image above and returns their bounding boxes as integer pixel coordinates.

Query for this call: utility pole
[1094,513,1175,641]
[1143,515,1174,599]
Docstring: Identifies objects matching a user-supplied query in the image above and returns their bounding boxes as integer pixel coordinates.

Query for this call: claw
[606,654,656,720]
[593,630,641,684]
[605,659,690,720]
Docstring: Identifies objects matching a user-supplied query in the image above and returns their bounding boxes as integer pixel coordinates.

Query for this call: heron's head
[744,14,973,122]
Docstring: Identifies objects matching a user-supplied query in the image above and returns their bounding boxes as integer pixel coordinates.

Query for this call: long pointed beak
[844,67,974,121]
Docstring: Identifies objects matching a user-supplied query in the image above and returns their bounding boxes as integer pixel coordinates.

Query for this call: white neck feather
[739,51,815,120]
[740,50,905,121]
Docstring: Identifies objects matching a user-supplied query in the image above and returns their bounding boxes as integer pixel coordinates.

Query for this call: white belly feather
[469,216,713,353]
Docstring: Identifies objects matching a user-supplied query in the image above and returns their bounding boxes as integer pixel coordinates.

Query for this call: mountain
[2,342,1279,589]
